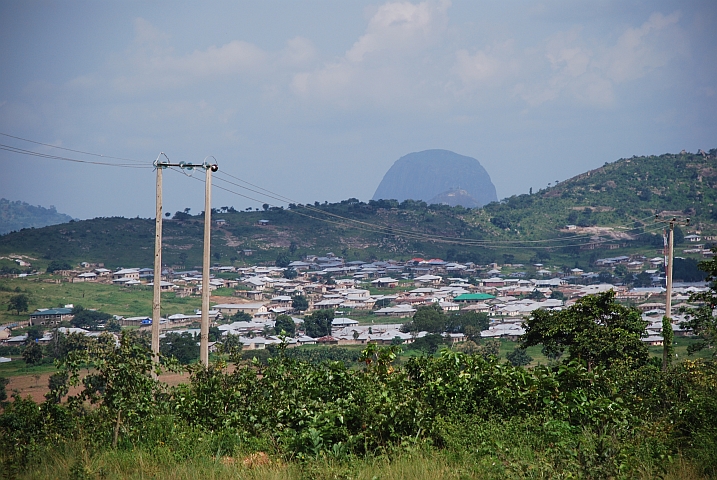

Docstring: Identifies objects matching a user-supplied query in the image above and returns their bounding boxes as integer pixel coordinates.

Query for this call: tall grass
[16,443,710,480]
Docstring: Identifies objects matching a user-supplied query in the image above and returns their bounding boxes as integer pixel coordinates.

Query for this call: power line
[0,131,146,164]
[0,143,152,168]
[214,171,657,246]
[182,168,664,250]
[0,131,670,251]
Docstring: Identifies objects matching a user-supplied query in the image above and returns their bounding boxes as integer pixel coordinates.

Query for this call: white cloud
[346,0,450,62]
[291,0,451,106]
[515,11,685,108]
[605,12,683,83]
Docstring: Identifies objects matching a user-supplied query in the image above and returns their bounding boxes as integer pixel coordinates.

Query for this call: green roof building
[453,293,495,303]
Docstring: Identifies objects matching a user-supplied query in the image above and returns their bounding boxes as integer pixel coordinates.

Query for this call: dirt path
[7,370,194,403]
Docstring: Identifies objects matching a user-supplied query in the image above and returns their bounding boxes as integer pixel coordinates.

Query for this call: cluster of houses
[1,252,711,350]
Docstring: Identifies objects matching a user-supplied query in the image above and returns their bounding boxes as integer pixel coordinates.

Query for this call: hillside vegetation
[0,199,75,235]
[0,150,714,269]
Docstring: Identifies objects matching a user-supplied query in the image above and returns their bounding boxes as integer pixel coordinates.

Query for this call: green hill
[0,150,714,270]
[0,198,75,235]
[478,149,717,238]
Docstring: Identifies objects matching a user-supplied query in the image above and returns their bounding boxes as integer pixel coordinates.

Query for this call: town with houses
[1,247,712,355]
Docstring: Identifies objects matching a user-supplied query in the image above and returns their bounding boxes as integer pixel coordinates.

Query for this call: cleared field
[0,277,202,326]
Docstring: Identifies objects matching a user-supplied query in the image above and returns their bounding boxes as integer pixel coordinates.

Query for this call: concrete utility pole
[152,158,164,364]
[655,215,690,371]
[151,155,217,368]
[200,163,214,366]
[655,216,690,318]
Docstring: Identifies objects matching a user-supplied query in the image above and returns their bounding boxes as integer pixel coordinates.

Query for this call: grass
[14,441,709,480]
[0,277,201,326]
[0,357,56,377]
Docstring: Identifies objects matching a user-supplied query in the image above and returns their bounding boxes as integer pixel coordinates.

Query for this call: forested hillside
[0,199,75,235]
[0,150,714,269]
[478,149,717,239]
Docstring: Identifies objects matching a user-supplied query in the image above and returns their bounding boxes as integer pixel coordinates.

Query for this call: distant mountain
[0,199,75,235]
[372,150,498,208]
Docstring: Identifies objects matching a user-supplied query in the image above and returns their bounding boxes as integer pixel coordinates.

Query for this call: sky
[0,0,715,220]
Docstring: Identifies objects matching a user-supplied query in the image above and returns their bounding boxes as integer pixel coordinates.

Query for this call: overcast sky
[1,0,715,220]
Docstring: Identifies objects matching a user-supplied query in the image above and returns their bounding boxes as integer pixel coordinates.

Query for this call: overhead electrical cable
[0,131,667,251]
[181,169,664,250]
[0,131,146,164]
[213,171,657,246]
[0,143,152,168]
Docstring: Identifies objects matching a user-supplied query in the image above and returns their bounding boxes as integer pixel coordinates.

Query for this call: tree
[276,252,290,268]
[614,264,628,277]
[220,333,243,358]
[479,338,501,360]
[70,306,113,330]
[292,295,309,312]
[520,291,648,371]
[303,309,334,338]
[506,347,532,366]
[528,289,545,300]
[230,311,252,322]
[284,268,298,279]
[208,326,221,342]
[446,311,489,334]
[274,314,296,336]
[0,376,8,403]
[598,271,613,284]
[22,342,43,366]
[661,316,674,371]
[46,260,72,273]
[7,294,29,316]
[25,325,44,341]
[402,304,447,333]
[684,248,717,355]
[160,332,199,364]
[407,333,445,354]
[550,290,565,300]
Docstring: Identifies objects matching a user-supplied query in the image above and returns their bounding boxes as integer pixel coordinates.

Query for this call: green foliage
[403,306,489,336]
[403,304,447,333]
[22,342,43,366]
[303,309,334,338]
[0,376,8,403]
[662,315,674,371]
[229,310,252,322]
[521,291,649,370]
[284,346,359,364]
[69,305,113,330]
[506,346,533,366]
[292,295,309,312]
[6,293,29,315]
[673,257,707,282]
[407,333,446,354]
[25,325,44,341]
[275,252,290,268]
[684,248,717,355]
[46,260,72,273]
[0,198,74,235]
[274,314,296,336]
[2,333,717,477]
[160,332,199,365]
